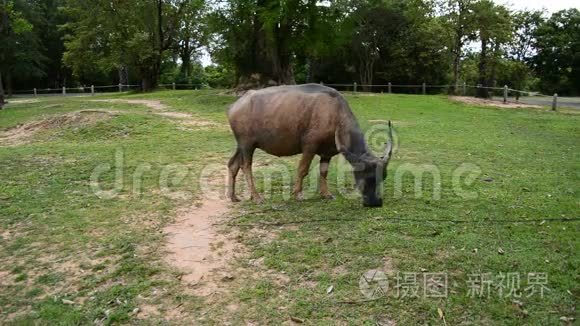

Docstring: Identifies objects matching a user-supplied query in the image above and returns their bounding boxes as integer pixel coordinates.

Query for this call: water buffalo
[227,83,394,207]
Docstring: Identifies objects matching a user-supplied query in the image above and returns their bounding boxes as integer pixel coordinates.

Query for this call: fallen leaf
[326,285,334,294]
[62,299,75,305]
[498,247,505,255]
[437,307,447,326]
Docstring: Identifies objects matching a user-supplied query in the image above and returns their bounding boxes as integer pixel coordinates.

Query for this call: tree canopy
[1,0,579,96]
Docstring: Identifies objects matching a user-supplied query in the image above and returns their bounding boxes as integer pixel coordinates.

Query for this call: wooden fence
[8,82,562,111]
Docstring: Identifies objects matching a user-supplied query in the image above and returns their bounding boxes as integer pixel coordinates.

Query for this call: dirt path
[450,96,543,109]
[98,98,242,295]
[90,99,219,126]
[163,197,244,297]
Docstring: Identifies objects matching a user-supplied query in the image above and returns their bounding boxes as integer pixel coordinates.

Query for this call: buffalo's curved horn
[381,121,393,164]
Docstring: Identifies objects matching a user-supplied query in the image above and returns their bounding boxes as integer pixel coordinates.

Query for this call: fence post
[422,82,426,95]
[353,82,357,93]
[552,93,558,111]
[33,88,37,97]
[118,83,122,92]
[62,86,66,96]
[388,82,392,94]
[462,82,466,96]
[91,85,95,96]
[172,82,176,90]
[503,85,508,103]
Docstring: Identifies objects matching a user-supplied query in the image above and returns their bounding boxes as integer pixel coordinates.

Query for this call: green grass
[0,91,578,324]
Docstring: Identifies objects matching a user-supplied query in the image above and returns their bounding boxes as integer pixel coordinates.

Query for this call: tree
[0,0,36,107]
[509,10,543,62]
[472,0,511,98]
[177,0,206,79]
[210,0,302,89]
[349,3,407,91]
[210,0,347,89]
[533,9,580,95]
[442,0,476,94]
[503,10,543,98]
[30,0,69,89]
[63,0,199,91]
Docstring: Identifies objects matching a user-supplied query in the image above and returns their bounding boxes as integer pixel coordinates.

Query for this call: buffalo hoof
[321,193,335,200]
[294,192,305,201]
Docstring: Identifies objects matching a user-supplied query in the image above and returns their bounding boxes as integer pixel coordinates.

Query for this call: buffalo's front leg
[293,152,315,201]
[241,147,262,203]
[319,156,334,199]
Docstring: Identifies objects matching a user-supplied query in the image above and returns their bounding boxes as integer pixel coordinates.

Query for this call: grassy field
[0,90,578,325]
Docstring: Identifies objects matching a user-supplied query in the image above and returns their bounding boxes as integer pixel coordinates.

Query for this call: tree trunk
[305,57,313,83]
[180,42,192,78]
[235,0,295,90]
[359,57,374,92]
[118,65,129,85]
[476,37,489,98]
[489,42,500,90]
[452,37,462,94]
[0,71,5,109]
[5,72,12,97]
[141,65,159,92]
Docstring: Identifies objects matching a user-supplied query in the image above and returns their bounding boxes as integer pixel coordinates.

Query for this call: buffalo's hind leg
[240,146,263,204]
[319,156,335,199]
[227,148,242,202]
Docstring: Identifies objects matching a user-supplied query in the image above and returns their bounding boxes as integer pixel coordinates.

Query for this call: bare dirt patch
[162,167,245,298]
[163,200,235,291]
[450,96,543,109]
[5,99,40,105]
[91,99,219,127]
[0,110,117,146]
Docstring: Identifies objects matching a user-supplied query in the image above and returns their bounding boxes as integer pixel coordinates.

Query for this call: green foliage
[533,9,580,95]
[2,0,580,95]
[204,64,234,88]
[0,0,46,89]
[509,10,543,62]
[62,0,206,90]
